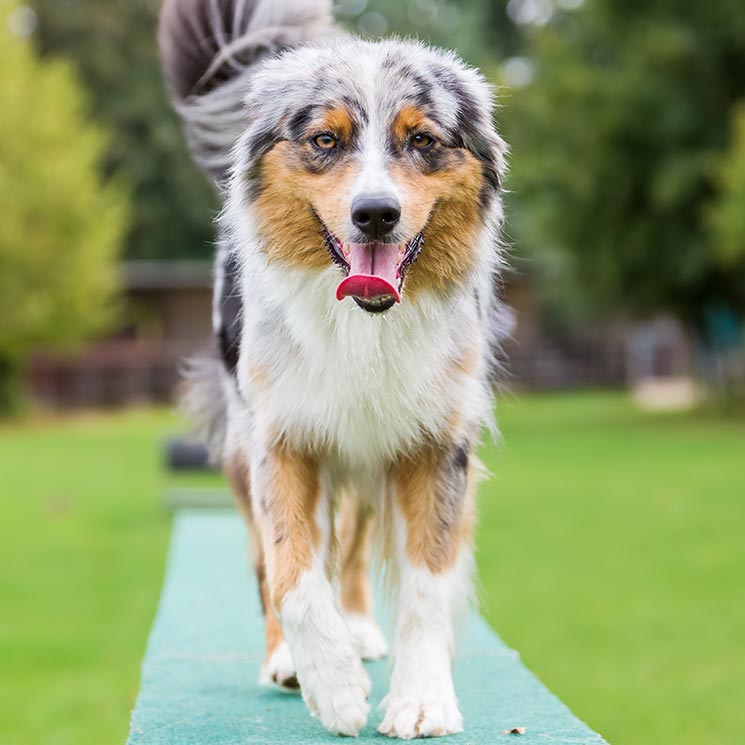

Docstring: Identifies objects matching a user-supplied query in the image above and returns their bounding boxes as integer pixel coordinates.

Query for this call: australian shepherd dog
[159,0,510,737]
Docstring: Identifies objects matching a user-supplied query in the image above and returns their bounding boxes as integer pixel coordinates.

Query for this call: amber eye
[312,133,338,150]
[410,133,435,150]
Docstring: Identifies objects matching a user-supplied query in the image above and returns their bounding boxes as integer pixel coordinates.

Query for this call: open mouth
[322,227,424,314]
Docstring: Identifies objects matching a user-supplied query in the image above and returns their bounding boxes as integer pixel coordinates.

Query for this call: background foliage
[30,0,217,262]
[708,104,745,272]
[0,1,126,411]
[500,0,745,338]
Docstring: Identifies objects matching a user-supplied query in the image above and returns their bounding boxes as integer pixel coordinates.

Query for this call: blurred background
[0,0,743,743]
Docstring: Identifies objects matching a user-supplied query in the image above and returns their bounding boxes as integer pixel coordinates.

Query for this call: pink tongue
[336,242,401,302]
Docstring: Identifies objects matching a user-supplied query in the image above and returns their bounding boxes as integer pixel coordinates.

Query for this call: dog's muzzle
[323,231,424,314]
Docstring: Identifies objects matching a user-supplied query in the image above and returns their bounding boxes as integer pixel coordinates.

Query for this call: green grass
[477,393,745,745]
[0,393,743,745]
[0,409,176,745]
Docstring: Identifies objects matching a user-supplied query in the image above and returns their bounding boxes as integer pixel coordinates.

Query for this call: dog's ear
[457,103,507,196]
[245,118,286,162]
[235,73,297,196]
[240,63,306,163]
[456,92,508,201]
[238,116,286,199]
[433,64,508,200]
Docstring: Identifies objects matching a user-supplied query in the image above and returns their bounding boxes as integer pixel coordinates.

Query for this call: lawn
[479,394,745,745]
[0,393,743,745]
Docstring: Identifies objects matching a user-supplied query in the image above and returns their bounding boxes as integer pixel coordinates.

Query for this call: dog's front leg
[379,441,474,739]
[338,496,389,660]
[251,438,370,736]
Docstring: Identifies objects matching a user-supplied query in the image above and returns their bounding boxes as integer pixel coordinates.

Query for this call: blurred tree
[0,3,127,413]
[708,105,745,271]
[29,0,217,261]
[503,0,745,339]
[340,0,520,69]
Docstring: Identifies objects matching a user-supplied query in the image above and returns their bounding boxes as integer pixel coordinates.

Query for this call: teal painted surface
[127,511,608,744]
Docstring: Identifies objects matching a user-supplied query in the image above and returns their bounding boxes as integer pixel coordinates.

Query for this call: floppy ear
[238,117,286,200]
[433,63,508,200]
[235,76,295,198]
[455,88,507,198]
[460,112,507,195]
[244,118,286,162]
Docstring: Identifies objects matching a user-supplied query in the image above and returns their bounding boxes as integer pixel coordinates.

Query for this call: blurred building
[30,260,647,408]
[502,270,627,389]
[30,262,213,408]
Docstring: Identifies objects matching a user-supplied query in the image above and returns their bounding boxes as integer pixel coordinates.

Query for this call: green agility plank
[126,511,608,744]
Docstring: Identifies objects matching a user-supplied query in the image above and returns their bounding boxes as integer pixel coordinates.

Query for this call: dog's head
[234,38,507,314]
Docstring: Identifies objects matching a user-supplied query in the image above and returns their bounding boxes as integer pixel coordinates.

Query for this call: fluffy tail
[159,0,335,181]
[178,352,231,463]
[161,0,335,456]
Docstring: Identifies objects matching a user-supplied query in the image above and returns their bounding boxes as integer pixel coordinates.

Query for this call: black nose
[351,195,401,240]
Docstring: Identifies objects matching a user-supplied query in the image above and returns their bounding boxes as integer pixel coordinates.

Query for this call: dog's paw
[378,692,463,739]
[259,641,299,690]
[302,654,371,736]
[344,612,389,660]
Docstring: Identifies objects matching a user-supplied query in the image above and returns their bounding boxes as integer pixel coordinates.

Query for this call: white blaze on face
[336,102,406,304]
[350,83,401,209]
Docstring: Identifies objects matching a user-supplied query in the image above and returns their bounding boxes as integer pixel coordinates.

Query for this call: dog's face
[238,39,506,314]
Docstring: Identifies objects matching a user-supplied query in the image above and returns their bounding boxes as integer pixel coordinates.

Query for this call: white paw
[301,653,371,736]
[259,641,299,690]
[378,692,463,739]
[344,612,389,660]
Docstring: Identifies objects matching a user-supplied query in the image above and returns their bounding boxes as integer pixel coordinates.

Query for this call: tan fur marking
[389,104,486,298]
[224,452,252,518]
[248,363,269,392]
[253,143,357,271]
[452,341,480,377]
[263,595,286,657]
[391,151,485,296]
[392,104,428,143]
[395,441,475,574]
[259,439,322,609]
[320,108,354,143]
[223,453,287,661]
[338,497,375,615]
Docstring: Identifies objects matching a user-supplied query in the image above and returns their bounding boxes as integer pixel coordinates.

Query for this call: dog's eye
[410,133,435,151]
[311,133,338,150]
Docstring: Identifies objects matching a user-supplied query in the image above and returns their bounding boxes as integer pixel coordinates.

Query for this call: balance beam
[126,511,608,744]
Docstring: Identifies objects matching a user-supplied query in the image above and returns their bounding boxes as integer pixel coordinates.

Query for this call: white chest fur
[238,263,489,465]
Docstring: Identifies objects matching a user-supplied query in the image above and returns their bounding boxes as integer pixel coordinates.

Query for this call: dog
[159,0,509,737]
